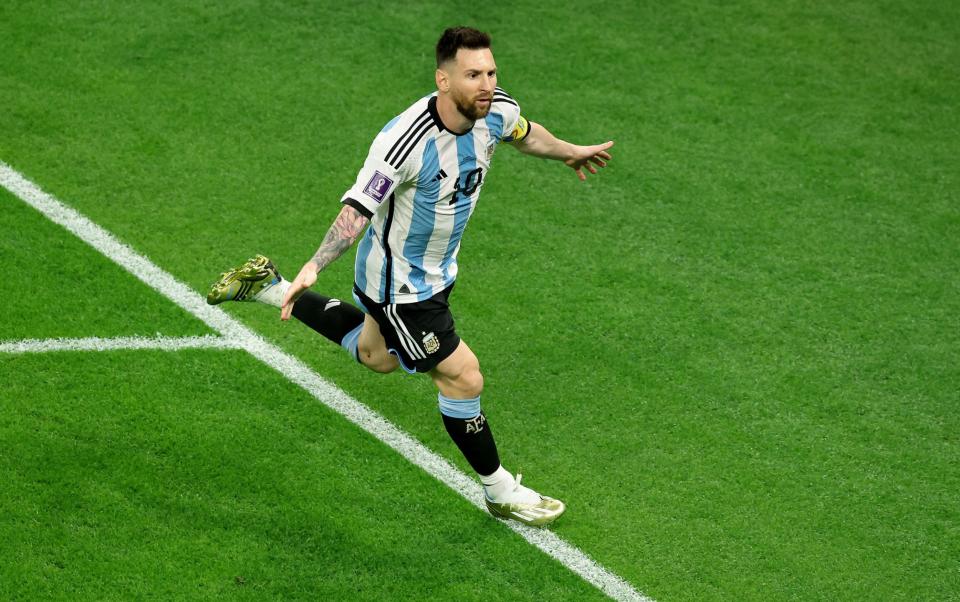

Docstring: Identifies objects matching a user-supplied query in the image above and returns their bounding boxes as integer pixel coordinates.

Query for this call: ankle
[253,277,290,308]
[480,465,514,500]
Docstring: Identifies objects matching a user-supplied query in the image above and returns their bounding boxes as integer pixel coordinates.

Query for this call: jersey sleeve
[493,87,532,144]
[341,131,413,218]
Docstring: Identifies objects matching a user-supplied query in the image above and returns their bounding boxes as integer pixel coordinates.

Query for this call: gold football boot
[206,254,280,305]
[485,474,566,527]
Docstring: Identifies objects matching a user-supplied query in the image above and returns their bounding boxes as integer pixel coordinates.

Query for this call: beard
[453,90,491,121]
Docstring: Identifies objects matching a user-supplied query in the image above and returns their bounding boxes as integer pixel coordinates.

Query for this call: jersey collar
[428,95,475,136]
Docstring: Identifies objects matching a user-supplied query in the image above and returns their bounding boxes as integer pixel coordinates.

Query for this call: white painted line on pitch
[0,334,240,354]
[0,160,651,602]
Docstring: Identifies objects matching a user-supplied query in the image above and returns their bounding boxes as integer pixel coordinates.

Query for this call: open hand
[280,261,319,320]
[565,140,614,181]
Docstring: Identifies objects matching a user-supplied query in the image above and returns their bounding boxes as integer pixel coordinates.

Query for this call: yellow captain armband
[503,115,531,143]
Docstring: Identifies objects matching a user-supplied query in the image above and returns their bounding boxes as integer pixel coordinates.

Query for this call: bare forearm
[310,205,369,272]
[512,121,614,181]
[512,121,574,161]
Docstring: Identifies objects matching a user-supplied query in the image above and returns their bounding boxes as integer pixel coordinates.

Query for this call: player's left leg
[355,313,400,373]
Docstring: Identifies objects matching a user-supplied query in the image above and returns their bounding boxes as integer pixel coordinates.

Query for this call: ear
[435,68,450,93]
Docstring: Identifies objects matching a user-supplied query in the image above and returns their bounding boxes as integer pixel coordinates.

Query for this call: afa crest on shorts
[422,332,440,354]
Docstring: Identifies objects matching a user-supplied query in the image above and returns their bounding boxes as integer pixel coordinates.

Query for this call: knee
[432,343,484,399]
[455,366,484,399]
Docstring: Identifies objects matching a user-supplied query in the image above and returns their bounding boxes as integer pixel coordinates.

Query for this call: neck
[435,93,473,134]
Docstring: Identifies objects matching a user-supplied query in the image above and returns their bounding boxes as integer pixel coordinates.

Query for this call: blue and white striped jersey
[341,88,530,304]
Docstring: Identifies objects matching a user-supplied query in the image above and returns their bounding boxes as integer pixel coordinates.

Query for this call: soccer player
[207,27,613,527]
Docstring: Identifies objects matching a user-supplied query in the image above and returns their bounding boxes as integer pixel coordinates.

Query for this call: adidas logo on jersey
[432,169,448,183]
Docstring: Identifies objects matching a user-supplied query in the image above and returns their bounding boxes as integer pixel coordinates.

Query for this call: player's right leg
[430,342,566,527]
[350,286,567,527]
[205,255,397,373]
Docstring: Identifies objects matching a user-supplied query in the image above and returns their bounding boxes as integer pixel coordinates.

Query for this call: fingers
[594,141,614,161]
[280,286,299,320]
[280,264,315,320]
[571,140,614,180]
[281,282,307,320]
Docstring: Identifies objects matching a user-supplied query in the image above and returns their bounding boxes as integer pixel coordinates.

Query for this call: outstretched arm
[280,204,369,320]
[511,122,614,181]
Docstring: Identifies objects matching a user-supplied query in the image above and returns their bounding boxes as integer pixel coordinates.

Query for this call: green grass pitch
[1,1,958,600]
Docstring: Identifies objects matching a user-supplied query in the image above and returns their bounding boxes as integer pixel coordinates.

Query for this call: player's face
[449,48,497,121]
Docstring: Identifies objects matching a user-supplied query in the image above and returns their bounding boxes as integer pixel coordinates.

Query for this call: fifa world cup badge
[422,332,440,354]
[363,170,394,203]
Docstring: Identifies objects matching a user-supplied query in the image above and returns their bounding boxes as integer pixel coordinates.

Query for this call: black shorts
[352,284,460,374]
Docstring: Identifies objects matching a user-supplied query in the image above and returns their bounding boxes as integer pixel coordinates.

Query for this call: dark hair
[435,27,491,67]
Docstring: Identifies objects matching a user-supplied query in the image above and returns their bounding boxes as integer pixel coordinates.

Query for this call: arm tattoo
[310,206,369,272]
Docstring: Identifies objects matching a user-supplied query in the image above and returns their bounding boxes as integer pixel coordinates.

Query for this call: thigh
[430,339,483,399]
[358,313,388,354]
[355,286,460,374]
[431,339,479,379]
[357,313,398,371]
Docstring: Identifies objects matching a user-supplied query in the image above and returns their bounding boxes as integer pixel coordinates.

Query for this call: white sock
[481,465,514,499]
[252,277,291,308]
[481,465,539,504]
